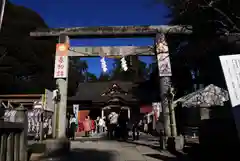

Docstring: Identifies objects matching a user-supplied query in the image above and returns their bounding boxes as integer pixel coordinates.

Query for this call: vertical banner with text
[73,104,79,124]
[152,102,162,121]
[156,34,172,76]
[54,43,69,78]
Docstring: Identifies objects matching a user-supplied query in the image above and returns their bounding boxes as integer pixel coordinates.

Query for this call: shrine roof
[68,80,160,104]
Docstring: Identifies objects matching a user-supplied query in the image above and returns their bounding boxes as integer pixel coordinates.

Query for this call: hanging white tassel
[121,57,128,71]
[100,57,107,72]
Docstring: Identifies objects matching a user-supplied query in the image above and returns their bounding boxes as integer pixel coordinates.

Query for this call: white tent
[173,84,229,107]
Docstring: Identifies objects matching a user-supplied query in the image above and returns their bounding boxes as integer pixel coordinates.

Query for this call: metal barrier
[0,107,28,161]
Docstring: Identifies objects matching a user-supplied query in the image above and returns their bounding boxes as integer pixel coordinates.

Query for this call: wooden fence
[0,107,28,161]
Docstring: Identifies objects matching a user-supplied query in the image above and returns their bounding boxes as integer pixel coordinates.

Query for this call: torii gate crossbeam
[30,25,192,38]
[68,46,155,57]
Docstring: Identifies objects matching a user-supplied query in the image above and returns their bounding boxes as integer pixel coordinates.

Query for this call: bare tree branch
[203,0,240,32]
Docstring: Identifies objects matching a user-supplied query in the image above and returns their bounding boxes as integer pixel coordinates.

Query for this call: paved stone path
[30,134,187,161]
[69,140,177,161]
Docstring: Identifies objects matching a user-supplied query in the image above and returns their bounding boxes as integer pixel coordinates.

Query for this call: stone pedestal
[167,135,184,152]
[45,138,70,157]
[15,107,28,161]
[175,135,184,151]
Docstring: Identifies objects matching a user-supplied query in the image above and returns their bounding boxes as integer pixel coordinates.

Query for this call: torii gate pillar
[44,35,70,155]
[54,34,69,139]
[155,33,172,144]
[155,33,180,150]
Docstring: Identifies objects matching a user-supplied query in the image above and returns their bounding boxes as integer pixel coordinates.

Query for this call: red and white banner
[152,102,161,120]
[54,56,68,78]
[54,43,69,78]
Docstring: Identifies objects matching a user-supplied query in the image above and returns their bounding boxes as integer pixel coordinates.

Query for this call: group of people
[67,110,145,141]
[83,116,106,136]
[68,114,106,140]
[106,111,141,141]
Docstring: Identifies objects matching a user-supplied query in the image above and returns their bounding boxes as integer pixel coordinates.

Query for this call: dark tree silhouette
[152,0,240,97]
[0,2,81,95]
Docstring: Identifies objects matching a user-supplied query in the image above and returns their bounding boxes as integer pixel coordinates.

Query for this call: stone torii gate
[30,25,191,147]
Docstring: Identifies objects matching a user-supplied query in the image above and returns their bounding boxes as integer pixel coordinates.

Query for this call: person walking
[83,116,91,137]
[96,117,100,133]
[43,119,49,139]
[98,117,105,133]
[91,119,96,135]
[118,111,128,140]
[108,112,118,139]
[143,118,148,134]
[106,116,110,138]
[132,118,140,141]
[69,114,77,140]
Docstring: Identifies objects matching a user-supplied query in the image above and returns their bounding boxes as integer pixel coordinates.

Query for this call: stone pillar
[0,116,6,161]
[155,33,172,138]
[44,34,70,157]
[56,79,68,139]
[56,34,69,139]
[14,132,20,161]
[169,98,177,137]
[15,106,27,161]
[52,103,58,138]
[40,111,44,141]
[0,132,7,161]
[6,133,14,161]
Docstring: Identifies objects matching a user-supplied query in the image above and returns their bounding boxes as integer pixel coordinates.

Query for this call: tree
[0,2,82,95]
[0,2,53,94]
[154,0,240,97]
[69,57,88,81]
[86,72,98,82]
[162,0,240,33]
[110,56,151,81]
[98,72,111,81]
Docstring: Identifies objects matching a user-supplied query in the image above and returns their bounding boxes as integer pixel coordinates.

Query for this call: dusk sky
[11,0,169,77]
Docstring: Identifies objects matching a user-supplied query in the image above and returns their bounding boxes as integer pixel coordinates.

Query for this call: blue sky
[11,0,169,77]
